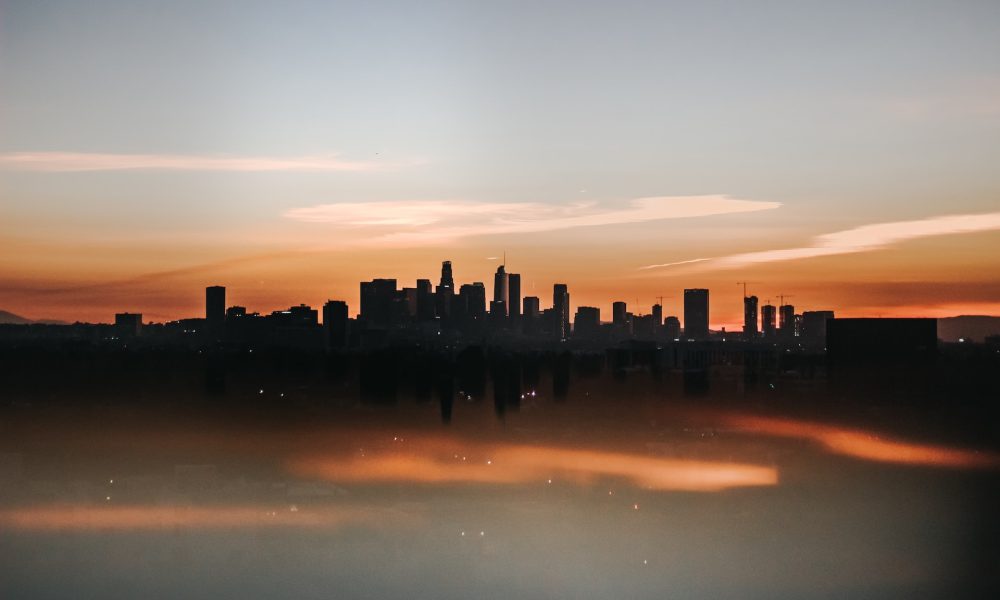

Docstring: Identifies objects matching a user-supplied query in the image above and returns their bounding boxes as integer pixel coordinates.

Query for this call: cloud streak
[285,195,780,244]
[640,211,1000,271]
[0,151,395,172]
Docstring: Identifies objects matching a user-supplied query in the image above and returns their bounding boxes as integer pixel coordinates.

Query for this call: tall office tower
[779,304,796,338]
[508,274,521,320]
[522,296,540,319]
[651,303,663,330]
[206,285,225,327]
[573,306,601,338]
[553,284,570,338]
[761,303,777,337]
[663,316,681,339]
[493,265,508,317]
[743,295,759,339]
[439,261,454,290]
[633,314,655,338]
[416,279,435,321]
[322,300,349,350]
[612,301,627,326]
[360,278,398,326]
[683,288,710,339]
[436,260,455,319]
[489,300,507,326]
[459,282,487,319]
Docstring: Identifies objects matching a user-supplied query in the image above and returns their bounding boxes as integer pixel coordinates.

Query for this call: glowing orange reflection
[289,438,778,492]
[0,505,396,531]
[719,414,1000,469]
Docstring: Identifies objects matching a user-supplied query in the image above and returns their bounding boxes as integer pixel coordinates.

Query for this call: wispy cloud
[640,211,1000,271]
[0,151,397,172]
[285,196,780,244]
[637,257,712,271]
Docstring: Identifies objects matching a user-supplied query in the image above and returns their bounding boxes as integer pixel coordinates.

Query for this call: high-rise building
[416,279,435,321]
[436,261,455,319]
[761,303,777,338]
[322,300,349,350]
[493,265,508,318]
[633,314,655,338]
[743,295,759,339]
[459,283,487,319]
[508,274,521,320]
[683,289,710,339]
[651,303,663,330]
[522,296,540,319]
[573,306,601,338]
[612,301,627,326]
[663,316,681,339]
[553,284,570,338]
[439,261,454,290]
[206,285,225,327]
[779,304,795,338]
[360,278,398,326]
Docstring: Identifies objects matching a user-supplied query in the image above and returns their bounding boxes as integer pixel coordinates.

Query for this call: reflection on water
[0,504,400,531]
[289,439,779,491]
[1,376,998,598]
[719,413,1000,469]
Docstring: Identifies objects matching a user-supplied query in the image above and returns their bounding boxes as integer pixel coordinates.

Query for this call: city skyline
[2,2,999,325]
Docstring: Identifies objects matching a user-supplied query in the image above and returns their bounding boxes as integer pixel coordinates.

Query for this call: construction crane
[778,294,795,306]
[736,281,759,297]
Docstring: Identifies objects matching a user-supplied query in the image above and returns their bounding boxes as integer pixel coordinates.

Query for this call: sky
[1,0,999,327]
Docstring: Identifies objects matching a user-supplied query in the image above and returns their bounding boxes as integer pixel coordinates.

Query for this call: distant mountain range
[0,310,69,326]
[937,316,1000,343]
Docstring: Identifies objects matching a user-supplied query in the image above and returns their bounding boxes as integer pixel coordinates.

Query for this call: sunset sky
[2,1,999,327]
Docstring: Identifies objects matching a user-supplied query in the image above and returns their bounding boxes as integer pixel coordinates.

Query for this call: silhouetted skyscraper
[493,265,508,317]
[651,303,663,330]
[743,295,759,339]
[416,279,435,321]
[360,279,398,326]
[553,284,570,338]
[683,289,709,339]
[612,301,627,326]
[439,261,454,290]
[574,306,601,338]
[436,261,454,319]
[206,286,225,329]
[779,304,795,338]
[322,300,349,350]
[508,273,521,320]
[460,283,487,319]
[762,303,777,337]
[523,296,540,319]
[663,316,681,339]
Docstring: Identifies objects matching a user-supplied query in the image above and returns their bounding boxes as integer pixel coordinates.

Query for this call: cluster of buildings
[102,260,839,351]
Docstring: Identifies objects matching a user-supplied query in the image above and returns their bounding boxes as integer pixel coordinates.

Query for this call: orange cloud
[284,196,781,245]
[642,211,1000,271]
